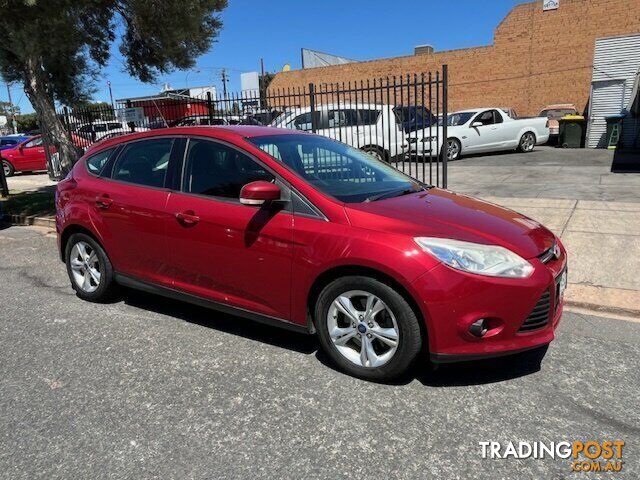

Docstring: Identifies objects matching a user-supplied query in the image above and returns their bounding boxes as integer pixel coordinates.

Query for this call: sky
[3,0,527,114]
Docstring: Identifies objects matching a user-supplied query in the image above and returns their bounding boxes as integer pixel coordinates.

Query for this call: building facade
[269,0,640,117]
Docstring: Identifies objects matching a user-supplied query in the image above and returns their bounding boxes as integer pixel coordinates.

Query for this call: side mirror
[240,181,281,206]
[470,121,483,128]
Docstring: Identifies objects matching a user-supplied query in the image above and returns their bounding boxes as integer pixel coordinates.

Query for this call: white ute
[410,108,549,160]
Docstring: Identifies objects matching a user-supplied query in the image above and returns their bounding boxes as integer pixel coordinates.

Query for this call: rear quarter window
[85,148,115,175]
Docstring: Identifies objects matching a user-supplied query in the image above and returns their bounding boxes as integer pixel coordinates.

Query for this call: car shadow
[120,287,318,355]
[119,287,546,386]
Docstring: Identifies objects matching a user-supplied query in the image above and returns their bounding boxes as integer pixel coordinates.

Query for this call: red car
[2,134,90,177]
[55,126,567,381]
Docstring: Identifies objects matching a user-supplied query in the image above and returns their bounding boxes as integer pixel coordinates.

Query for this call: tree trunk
[23,59,79,177]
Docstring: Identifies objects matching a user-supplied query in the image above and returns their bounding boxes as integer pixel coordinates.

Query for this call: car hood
[345,188,555,259]
[0,146,18,156]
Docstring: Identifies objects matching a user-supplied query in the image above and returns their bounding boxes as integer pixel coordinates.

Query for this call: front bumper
[411,250,566,363]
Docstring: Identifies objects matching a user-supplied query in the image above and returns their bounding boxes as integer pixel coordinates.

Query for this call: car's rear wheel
[2,159,14,177]
[315,276,422,381]
[65,233,117,302]
[362,146,387,163]
[518,132,536,152]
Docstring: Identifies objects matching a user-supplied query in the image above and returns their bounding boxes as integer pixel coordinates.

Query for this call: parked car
[1,134,87,176]
[538,104,578,137]
[55,126,567,381]
[172,115,241,127]
[411,108,550,160]
[0,135,30,151]
[73,120,148,143]
[270,104,432,162]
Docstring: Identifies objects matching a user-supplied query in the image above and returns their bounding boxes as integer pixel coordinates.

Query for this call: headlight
[414,237,534,278]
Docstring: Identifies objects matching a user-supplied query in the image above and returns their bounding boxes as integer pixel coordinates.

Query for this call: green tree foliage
[0,0,227,173]
[15,113,39,133]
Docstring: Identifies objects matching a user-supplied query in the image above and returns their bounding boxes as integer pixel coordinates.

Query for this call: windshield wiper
[365,186,428,202]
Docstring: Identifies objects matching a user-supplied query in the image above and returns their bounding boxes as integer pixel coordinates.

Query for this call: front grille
[519,289,551,332]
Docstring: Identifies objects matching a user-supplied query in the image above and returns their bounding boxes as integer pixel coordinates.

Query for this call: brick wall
[268,0,640,116]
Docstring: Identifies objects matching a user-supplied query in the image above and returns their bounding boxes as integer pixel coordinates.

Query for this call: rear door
[91,137,179,286]
[164,137,294,320]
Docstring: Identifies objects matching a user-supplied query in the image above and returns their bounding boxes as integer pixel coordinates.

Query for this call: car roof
[452,108,497,114]
[541,104,577,110]
[85,125,305,154]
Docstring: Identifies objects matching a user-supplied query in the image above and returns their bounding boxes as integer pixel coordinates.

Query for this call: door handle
[95,194,113,209]
[175,210,200,226]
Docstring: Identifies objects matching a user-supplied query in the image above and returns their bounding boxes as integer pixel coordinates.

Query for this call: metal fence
[45,65,448,187]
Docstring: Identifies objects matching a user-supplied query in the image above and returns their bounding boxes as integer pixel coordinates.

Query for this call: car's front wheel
[65,233,117,302]
[315,276,423,381]
[2,159,14,177]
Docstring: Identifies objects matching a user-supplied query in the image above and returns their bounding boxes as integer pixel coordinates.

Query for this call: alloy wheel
[2,161,11,176]
[446,139,460,160]
[69,241,101,293]
[327,290,399,368]
[366,149,384,161]
[521,133,535,151]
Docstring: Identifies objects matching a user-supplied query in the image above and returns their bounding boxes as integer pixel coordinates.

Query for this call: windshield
[248,134,425,203]
[446,112,476,126]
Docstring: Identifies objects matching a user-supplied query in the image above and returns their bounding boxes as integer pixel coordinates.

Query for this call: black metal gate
[46,65,448,187]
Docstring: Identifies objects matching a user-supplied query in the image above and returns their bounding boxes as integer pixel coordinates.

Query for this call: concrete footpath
[482,196,640,319]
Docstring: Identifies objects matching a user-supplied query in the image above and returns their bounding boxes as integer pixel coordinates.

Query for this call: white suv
[270,104,428,162]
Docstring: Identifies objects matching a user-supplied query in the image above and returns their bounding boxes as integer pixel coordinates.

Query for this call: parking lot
[397,146,640,203]
[1,225,638,479]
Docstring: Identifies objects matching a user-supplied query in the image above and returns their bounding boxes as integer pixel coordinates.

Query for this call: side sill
[114,273,312,335]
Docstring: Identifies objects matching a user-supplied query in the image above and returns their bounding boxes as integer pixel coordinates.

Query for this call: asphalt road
[1,225,638,479]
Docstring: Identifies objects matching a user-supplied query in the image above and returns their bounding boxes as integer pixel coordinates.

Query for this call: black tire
[2,159,14,177]
[443,138,461,161]
[362,146,388,163]
[65,233,117,302]
[518,131,536,152]
[315,276,423,382]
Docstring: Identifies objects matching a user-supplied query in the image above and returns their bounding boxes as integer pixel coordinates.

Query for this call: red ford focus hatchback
[55,126,567,381]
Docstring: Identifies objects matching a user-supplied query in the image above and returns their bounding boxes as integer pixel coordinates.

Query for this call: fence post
[441,64,448,189]
[206,92,214,124]
[308,82,317,133]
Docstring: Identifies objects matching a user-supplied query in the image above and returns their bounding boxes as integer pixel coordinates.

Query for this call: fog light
[469,319,488,337]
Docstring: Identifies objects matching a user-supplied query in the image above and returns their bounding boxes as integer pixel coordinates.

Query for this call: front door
[17,136,47,171]
[165,138,294,320]
[465,110,504,153]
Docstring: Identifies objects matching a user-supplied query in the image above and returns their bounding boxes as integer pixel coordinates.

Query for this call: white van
[271,104,434,162]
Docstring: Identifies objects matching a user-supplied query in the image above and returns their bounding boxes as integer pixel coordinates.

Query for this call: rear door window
[111,138,174,188]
